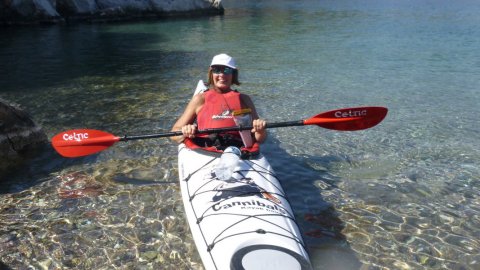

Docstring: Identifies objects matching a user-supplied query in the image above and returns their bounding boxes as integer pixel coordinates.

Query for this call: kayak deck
[178,144,312,270]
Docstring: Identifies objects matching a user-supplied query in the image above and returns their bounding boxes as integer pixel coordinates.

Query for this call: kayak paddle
[52,106,387,158]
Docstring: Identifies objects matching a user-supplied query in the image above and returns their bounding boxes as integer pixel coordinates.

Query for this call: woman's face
[211,65,233,91]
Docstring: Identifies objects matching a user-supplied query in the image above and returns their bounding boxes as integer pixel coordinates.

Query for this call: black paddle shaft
[120,120,304,142]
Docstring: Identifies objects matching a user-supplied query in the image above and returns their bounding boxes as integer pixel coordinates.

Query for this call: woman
[171,54,267,148]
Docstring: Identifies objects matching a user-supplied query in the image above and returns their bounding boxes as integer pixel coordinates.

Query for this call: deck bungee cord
[177,143,313,269]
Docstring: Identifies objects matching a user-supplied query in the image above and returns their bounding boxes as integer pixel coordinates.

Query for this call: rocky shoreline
[0,0,224,176]
[0,0,223,25]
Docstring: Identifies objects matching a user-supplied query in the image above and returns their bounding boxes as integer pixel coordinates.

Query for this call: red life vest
[197,89,242,131]
[185,89,260,156]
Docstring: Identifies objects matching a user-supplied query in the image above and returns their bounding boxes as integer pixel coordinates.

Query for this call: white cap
[210,54,237,69]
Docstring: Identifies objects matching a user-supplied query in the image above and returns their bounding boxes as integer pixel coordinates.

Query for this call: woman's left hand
[251,119,267,133]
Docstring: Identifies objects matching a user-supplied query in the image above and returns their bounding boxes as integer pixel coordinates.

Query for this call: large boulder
[1,0,223,24]
[0,99,48,176]
[0,0,63,24]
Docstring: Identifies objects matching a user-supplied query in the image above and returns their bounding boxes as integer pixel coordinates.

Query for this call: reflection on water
[1,0,480,269]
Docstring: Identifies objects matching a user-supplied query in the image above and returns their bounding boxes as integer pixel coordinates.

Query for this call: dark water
[1,0,479,269]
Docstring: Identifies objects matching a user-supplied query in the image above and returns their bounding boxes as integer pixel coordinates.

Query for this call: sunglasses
[211,66,234,75]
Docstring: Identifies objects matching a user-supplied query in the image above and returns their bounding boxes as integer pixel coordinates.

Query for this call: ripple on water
[323,180,480,270]
[2,3,480,268]
[0,161,202,269]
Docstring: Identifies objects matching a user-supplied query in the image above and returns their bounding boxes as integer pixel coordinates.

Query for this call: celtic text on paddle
[335,109,367,118]
[63,132,89,142]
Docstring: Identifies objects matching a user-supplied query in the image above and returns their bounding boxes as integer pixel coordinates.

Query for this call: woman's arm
[240,94,267,143]
[170,94,204,143]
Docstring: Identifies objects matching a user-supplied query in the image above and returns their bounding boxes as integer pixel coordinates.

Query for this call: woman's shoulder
[189,91,206,106]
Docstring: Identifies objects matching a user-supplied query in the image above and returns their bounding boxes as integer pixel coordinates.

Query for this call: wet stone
[392,260,411,270]
[37,259,52,270]
[0,99,48,177]
[141,251,158,261]
[0,233,17,244]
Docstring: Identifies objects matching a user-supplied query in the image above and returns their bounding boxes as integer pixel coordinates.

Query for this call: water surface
[1,0,479,269]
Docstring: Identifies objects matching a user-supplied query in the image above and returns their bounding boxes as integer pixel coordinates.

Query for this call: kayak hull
[178,144,311,270]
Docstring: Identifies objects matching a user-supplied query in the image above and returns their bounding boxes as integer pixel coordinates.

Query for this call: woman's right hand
[181,124,197,140]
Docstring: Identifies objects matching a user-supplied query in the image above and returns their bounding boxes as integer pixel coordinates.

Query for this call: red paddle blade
[304,107,388,131]
[51,129,121,158]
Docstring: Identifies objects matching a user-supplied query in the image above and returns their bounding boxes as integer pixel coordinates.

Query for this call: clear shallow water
[1,0,479,269]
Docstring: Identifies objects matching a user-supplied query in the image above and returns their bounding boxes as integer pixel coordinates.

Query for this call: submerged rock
[0,99,48,177]
[57,171,104,199]
[0,0,223,25]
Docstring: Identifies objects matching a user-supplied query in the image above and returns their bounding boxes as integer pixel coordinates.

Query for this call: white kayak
[178,143,312,270]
